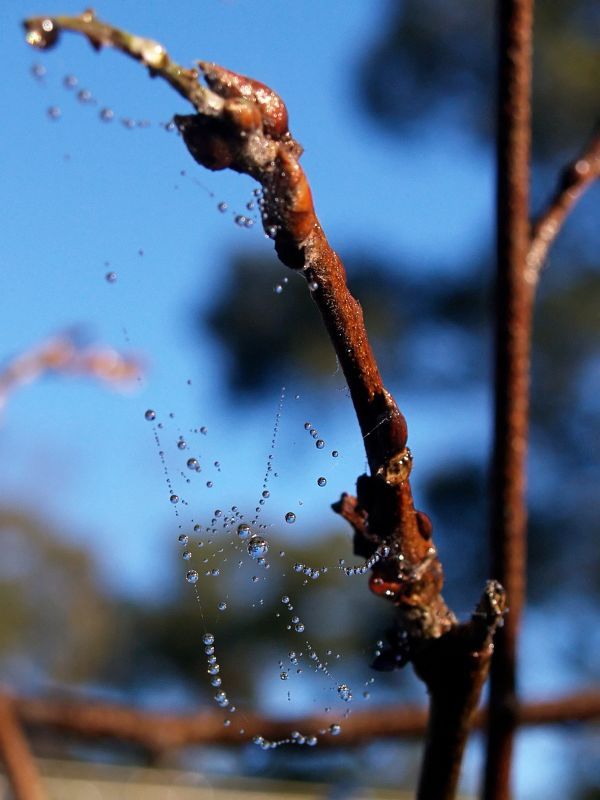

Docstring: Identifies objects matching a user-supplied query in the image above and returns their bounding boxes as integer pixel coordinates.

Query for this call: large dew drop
[285,512,296,524]
[247,536,269,559]
[185,570,199,585]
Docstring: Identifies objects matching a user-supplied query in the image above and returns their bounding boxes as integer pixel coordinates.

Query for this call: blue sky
[0,3,586,796]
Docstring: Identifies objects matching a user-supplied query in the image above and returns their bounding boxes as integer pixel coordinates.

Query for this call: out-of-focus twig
[526,131,600,284]
[0,694,47,800]
[14,690,600,752]
[0,334,142,415]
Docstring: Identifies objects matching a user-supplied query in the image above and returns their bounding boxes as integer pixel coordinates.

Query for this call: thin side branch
[526,131,600,283]
[14,690,600,752]
[485,2,534,798]
[0,694,47,800]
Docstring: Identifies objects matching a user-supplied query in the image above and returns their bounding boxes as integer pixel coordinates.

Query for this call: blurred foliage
[359,0,600,161]
[0,508,113,684]
[204,250,490,398]
[205,252,421,396]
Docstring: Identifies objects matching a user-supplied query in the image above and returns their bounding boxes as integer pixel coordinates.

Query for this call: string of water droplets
[142,388,379,748]
[30,63,273,236]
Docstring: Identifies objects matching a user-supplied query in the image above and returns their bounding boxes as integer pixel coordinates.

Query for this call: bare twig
[0,694,47,800]
[526,131,600,283]
[485,2,534,798]
[0,333,142,416]
[24,11,506,797]
[14,690,600,752]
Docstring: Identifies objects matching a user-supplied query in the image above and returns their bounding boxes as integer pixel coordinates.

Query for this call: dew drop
[280,672,288,680]
[247,536,269,559]
[285,512,296,524]
[99,107,114,122]
[105,271,117,283]
[332,450,339,458]
[182,550,192,561]
[337,684,352,702]
[177,533,189,545]
[144,409,156,421]
[185,569,199,584]
[186,458,199,470]
[31,63,46,79]
[203,632,215,645]
[47,105,61,120]
[308,281,319,292]
[218,601,227,611]
[217,201,228,213]
[329,724,341,736]
[63,74,77,89]
[177,439,187,450]
[317,476,327,487]
[294,623,305,633]
[316,440,325,449]
[170,494,179,504]
[273,283,283,295]
[237,523,251,540]
[214,691,229,707]
[77,88,93,103]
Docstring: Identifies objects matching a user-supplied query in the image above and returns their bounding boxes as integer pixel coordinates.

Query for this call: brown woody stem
[485,2,534,798]
[526,131,600,283]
